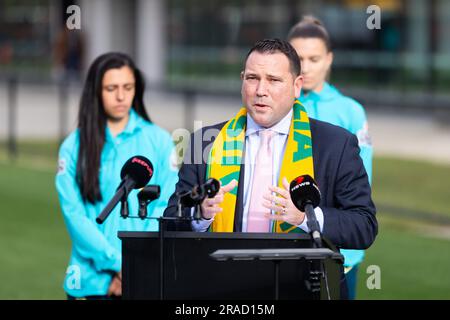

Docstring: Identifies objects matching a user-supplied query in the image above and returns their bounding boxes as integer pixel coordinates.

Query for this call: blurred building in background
[1,0,450,163]
[1,0,450,97]
[1,2,450,302]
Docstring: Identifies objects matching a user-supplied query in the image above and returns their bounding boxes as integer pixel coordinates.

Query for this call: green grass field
[0,148,449,299]
[0,160,69,299]
[357,215,450,299]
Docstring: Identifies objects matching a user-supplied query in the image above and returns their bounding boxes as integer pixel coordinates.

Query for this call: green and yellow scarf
[206,99,314,233]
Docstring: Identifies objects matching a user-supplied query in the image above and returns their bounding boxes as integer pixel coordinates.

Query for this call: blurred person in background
[52,28,85,82]
[0,41,14,65]
[55,52,178,299]
[288,15,373,300]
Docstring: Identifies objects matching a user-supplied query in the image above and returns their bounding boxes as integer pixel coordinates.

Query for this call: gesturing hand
[200,179,238,220]
[262,177,305,226]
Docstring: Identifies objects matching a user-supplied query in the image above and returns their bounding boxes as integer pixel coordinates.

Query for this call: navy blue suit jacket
[164,118,377,250]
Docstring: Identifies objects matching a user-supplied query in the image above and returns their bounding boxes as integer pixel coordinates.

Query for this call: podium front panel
[119,231,342,300]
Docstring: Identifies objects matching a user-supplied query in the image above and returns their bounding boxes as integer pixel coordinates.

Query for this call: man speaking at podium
[164,39,377,268]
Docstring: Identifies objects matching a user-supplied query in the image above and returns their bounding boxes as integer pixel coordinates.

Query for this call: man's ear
[294,74,303,98]
[240,71,244,80]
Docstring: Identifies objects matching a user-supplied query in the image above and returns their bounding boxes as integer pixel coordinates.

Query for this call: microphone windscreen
[120,156,154,188]
[289,175,321,211]
[203,178,220,198]
[138,185,160,201]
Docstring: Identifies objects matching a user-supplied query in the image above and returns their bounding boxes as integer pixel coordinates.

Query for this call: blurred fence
[1,74,450,162]
[0,76,243,161]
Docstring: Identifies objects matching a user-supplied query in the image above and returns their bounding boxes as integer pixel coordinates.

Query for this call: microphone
[289,175,322,247]
[198,178,220,199]
[96,156,154,224]
[177,178,220,219]
[137,185,161,219]
[194,178,220,220]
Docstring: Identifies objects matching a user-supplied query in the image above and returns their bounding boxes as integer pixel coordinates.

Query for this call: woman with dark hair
[288,16,373,300]
[55,52,178,299]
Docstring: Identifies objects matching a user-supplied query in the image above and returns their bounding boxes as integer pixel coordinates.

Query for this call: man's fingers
[201,179,236,215]
[262,201,284,212]
[282,177,290,191]
[202,207,222,220]
[263,193,288,207]
[221,179,238,193]
[205,206,222,214]
[269,185,289,199]
[204,195,224,207]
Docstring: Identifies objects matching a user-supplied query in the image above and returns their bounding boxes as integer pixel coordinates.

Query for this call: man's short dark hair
[244,38,301,77]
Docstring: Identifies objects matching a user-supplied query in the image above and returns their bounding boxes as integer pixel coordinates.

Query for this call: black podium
[119,231,344,300]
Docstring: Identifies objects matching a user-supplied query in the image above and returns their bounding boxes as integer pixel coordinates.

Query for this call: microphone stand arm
[304,200,322,248]
[120,179,132,218]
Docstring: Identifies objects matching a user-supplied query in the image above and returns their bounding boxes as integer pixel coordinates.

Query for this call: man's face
[241,51,302,128]
[289,37,333,93]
